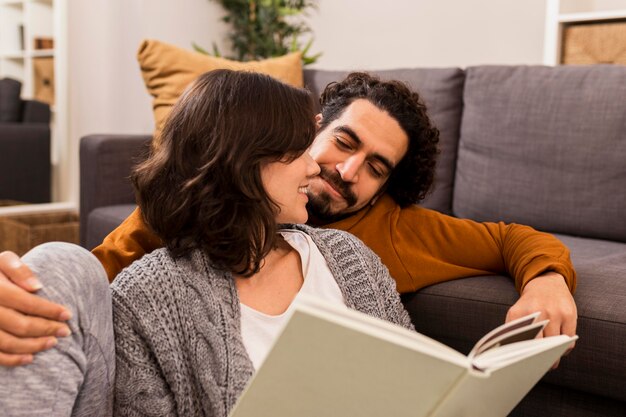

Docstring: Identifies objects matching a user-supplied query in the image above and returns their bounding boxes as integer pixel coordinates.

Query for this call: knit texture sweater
[110,225,414,417]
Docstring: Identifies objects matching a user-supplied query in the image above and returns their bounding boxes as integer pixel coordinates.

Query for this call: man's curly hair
[319,72,440,207]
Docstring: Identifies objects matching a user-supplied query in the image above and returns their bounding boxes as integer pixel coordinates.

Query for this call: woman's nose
[305,153,321,177]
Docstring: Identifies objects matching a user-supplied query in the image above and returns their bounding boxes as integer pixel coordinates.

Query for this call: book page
[471,335,576,371]
[230,302,469,417]
[431,335,576,417]
[468,312,541,358]
[471,320,548,360]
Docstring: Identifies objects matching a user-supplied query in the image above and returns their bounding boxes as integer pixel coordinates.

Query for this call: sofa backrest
[0,78,22,123]
[453,65,626,242]
[304,68,465,214]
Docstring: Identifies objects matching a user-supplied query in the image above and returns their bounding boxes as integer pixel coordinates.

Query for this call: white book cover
[229,295,577,417]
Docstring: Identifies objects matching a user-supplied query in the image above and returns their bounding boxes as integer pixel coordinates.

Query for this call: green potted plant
[194,0,321,65]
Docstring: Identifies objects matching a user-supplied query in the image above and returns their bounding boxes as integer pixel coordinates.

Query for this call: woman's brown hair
[132,69,316,276]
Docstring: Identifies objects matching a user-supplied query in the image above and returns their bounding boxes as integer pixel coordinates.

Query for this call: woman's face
[261,152,321,224]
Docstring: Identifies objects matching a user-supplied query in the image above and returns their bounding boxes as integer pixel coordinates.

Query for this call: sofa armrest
[21,100,51,124]
[79,134,152,246]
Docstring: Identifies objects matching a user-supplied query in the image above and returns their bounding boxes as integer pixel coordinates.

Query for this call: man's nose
[336,155,363,183]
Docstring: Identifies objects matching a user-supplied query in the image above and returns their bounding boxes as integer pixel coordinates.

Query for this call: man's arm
[0,207,160,365]
[399,209,577,355]
[331,196,577,356]
[331,196,576,293]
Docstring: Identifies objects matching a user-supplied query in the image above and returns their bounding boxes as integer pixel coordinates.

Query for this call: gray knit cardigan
[111,225,414,417]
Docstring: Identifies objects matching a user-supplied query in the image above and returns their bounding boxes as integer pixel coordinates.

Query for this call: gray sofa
[80,65,626,416]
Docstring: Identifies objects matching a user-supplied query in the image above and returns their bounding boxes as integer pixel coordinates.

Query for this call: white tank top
[240,229,345,370]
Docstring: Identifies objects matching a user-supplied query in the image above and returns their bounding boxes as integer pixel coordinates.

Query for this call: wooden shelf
[0,1,25,7]
[559,9,626,23]
[30,48,54,57]
[0,50,53,59]
[0,51,26,59]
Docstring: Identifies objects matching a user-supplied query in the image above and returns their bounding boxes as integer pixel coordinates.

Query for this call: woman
[0,69,413,417]
[111,70,414,416]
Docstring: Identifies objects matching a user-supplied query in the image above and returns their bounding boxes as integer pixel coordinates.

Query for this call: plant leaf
[192,42,210,55]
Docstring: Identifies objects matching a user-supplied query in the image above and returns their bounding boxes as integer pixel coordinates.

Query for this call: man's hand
[506,272,577,369]
[0,251,72,366]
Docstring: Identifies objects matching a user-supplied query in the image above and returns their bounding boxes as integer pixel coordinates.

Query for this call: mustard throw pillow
[137,39,304,143]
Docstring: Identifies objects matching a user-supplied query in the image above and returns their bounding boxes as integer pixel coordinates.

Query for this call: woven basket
[562,20,626,65]
[0,212,79,256]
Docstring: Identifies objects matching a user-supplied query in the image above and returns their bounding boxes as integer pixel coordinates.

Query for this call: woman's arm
[112,287,177,417]
[366,243,415,331]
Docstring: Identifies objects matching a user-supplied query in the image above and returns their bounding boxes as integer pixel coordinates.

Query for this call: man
[0,72,577,367]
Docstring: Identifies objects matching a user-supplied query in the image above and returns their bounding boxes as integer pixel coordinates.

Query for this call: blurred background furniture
[0,211,78,255]
[0,77,51,204]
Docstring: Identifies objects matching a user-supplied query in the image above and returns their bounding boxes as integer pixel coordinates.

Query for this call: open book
[229,295,577,417]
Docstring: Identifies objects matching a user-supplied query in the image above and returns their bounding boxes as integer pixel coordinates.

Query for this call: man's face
[307,99,409,221]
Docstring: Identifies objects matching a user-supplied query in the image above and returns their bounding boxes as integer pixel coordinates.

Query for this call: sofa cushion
[403,233,626,403]
[0,78,22,123]
[137,39,303,144]
[453,65,626,242]
[304,68,465,214]
[552,234,626,402]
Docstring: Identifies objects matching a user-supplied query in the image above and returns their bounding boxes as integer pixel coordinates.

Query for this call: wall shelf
[0,1,25,7]
[0,52,26,59]
[559,9,626,23]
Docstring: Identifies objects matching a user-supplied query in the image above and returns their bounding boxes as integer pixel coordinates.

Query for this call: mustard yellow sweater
[93,194,576,294]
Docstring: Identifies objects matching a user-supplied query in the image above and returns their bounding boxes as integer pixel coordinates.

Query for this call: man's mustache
[317,166,358,207]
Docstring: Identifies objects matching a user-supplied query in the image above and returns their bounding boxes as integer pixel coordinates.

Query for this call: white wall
[65,0,228,203]
[306,0,548,70]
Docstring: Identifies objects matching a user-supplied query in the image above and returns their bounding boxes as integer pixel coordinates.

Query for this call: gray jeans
[0,242,114,416]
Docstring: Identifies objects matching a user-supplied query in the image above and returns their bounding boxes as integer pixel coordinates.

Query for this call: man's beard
[306,166,358,223]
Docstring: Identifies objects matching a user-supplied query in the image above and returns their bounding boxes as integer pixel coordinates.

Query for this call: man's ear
[315,113,323,129]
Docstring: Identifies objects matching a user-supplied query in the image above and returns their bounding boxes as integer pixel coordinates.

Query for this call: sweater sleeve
[343,232,415,331]
[111,281,178,417]
[91,207,163,282]
[369,245,415,331]
[392,206,577,294]
[331,196,576,294]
